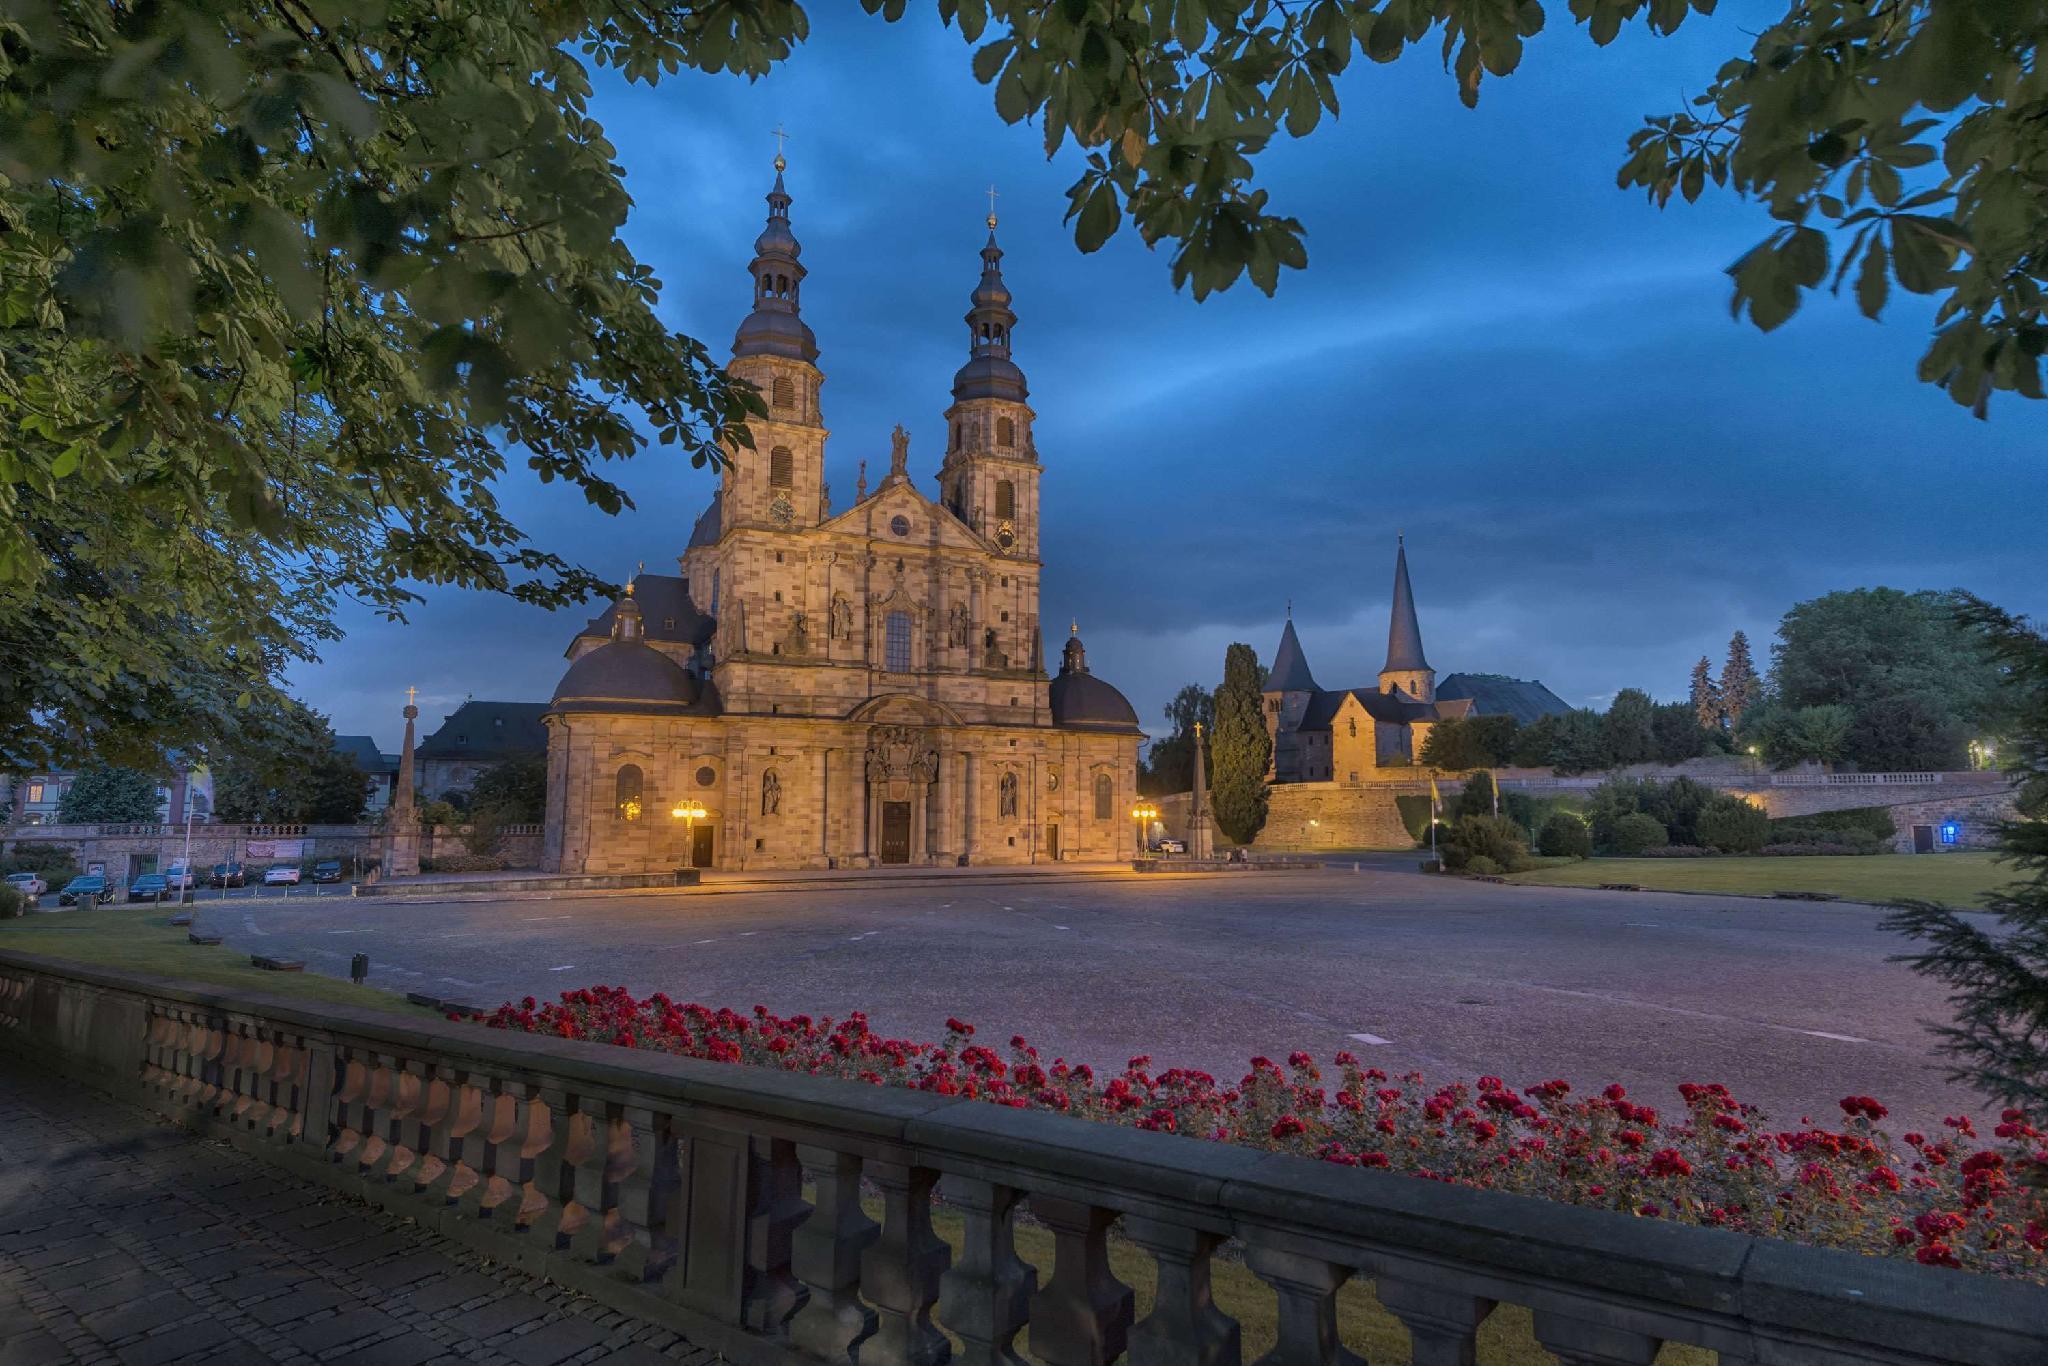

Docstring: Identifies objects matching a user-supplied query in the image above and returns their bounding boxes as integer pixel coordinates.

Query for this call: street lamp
[671,800,708,868]
[1130,802,1160,856]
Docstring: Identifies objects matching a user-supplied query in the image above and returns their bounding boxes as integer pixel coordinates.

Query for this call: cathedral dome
[951,353,1028,403]
[552,639,712,714]
[1049,630,1141,733]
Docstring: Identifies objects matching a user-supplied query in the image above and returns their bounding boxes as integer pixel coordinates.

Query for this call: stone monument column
[382,689,422,878]
[1187,720,1216,860]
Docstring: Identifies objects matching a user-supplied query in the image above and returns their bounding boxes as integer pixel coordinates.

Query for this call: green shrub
[1697,796,1772,853]
[1393,795,1434,844]
[2,842,79,884]
[1585,775,1716,850]
[1465,855,1502,876]
[1537,812,1592,859]
[1768,806,1896,842]
[1453,771,1497,821]
[1612,813,1670,855]
[0,884,25,918]
[419,853,506,873]
[1442,815,1528,872]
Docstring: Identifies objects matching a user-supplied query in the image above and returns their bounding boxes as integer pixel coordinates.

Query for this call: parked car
[4,871,47,898]
[1155,838,1188,854]
[127,874,170,902]
[57,875,113,907]
[262,865,302,886]
[163,865,195,891]
[209,863,246,888]
[310,860,344,884]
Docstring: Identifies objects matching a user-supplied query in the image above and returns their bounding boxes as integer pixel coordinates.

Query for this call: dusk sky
[298,2,2048,751]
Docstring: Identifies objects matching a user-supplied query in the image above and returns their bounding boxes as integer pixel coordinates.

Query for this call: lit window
[885,612,911,673]
[26,783,43,803]
[615,765,643,822]
[1093,773,1112,820]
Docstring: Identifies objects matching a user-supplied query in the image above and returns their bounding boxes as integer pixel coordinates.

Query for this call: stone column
[960,752,977,865]
[932,746,953,865]
[813,747,831,869]
[382,695,421,878]
[1187,720,1216,860]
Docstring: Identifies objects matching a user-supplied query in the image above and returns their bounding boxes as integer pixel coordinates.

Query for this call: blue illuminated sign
[1940,822,1960,845]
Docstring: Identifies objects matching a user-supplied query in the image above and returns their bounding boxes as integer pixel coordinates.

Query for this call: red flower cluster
[465,988,2048,1282]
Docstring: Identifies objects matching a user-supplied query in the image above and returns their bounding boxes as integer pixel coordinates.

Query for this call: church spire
[733,152,819,362]
[1383,538,1431,674]
[1267,617,1318,694]
[951,209,1027,402]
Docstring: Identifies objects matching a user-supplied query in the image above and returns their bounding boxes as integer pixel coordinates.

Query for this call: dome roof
[687,490,723,549]
[552,639,714,715]
[1049,631,1140,733]
[734,308,818,362]
[951,353,1028,403]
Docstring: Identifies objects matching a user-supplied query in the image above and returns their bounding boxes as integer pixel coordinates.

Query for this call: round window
[890,514,910,537]
[695,765,717,787]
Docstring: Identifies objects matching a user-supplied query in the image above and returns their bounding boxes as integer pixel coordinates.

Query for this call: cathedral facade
[539,161,1143,873]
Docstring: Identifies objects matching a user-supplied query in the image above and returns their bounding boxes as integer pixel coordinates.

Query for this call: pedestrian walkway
[0,1062,713,1366]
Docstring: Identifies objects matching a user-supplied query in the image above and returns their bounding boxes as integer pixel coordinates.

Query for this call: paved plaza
[200,857,1988,1133]
[0,1064,714,1366]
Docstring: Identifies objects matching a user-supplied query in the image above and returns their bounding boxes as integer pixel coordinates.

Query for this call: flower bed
[469,987,2048,1282]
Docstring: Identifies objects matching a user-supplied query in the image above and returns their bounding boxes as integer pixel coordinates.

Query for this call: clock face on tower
[994,519,1016,551]
[769,494,794,527]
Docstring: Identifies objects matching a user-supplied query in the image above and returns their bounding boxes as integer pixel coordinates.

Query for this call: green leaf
[1855,240,1889,319]
[1075,181,1121,253]
[971,38,1012,84]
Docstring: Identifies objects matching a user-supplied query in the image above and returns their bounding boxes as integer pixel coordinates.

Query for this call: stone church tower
[540,160,1144,873]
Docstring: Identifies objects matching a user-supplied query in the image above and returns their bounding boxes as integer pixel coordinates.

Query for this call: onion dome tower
[940,195,1040,560]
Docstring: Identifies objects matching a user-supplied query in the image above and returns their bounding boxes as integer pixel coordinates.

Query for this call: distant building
[331,735,401,815]
[414,701,549,802]
[6,766,212,826]
[1267,542,1569,784]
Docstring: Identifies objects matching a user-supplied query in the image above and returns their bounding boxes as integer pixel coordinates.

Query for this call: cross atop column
[986,183,999,230]
[772,123,791,170]
[404,685,417,709]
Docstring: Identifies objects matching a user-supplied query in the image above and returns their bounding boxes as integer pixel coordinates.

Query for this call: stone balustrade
[1,950,2040,1366]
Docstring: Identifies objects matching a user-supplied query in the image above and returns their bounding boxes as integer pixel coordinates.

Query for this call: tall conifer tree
[1689,656,1722,729]
[1721,631,1764,728]
[1211,643,1272,845]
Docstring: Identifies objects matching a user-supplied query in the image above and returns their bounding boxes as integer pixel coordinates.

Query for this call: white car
[262,865,302,886]
[163,866,195,890]
[4,871,47,897]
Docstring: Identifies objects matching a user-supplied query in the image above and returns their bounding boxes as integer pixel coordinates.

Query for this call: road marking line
[1798,1030,1870,1043]
[739,931,758,936]
[1054,925,1070,931]
[438,977,481,988]
[1348,1033,1392,1046]
[548,964,575,972]
[693,938,716,945]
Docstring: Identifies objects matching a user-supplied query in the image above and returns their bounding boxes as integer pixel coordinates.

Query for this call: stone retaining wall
[0,951,2040,1366]
[0,823,543,881]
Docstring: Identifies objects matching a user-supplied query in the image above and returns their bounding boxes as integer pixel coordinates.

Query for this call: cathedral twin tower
[540,157,1141,874]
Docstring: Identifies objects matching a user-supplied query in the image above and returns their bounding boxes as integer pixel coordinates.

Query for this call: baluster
[1027,1195,1132,1366]
[410,1069,456,1192]
[1529,1311,1663,1366]
[937,1177,1034,1366]
[1122,1216,1239,1366]
[861,1159,952,1366]
[567,1102,633,1263]
[511,1089,557,1230]
[356,1055,395,1173]
[741,1135,806,1334]
[1243,1243,1362,1366]
[457,1079,520,1221]
[789,1144,878,1360]
[536,1089,595,1247]
[381,1060,429,1182]
[476,1079,536,1219]
[444,1076,494,1209]
[614,1104,676,1281]
[330,1053,371,1164]
[1372,1277,1490,1366]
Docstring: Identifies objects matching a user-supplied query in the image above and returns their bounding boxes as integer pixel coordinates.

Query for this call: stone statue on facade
[785,611,810,657]
[761,768,781,817]
[983,626,1007,671]
[830,594,853,641]
[998,770,1018,819]
[889,424,910,481]
[819,480,831,519]
[949,601,970,647]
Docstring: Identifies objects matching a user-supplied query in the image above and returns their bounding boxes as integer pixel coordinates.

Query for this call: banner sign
[245,838,306,860]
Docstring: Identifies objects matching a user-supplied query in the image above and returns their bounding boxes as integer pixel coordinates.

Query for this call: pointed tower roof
[1383,538,1431,673]
[1267,617,1319,693]
[733,154,819,362]
[952,204,1028,403]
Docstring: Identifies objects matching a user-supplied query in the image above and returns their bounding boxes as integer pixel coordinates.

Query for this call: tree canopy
[210,704,367,824]
[6,0,2040,770]
[55,767,161,823]
[1210,642,1270,844]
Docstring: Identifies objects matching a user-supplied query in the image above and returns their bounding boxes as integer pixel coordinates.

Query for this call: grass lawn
[1508,851,2013,909]
[0,903,434,1016]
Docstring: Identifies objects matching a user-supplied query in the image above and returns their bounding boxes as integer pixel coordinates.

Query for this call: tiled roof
[572,575,714,653]
[1266,619,1319,693]
[331,735,396,774]
[1436,674,1572,724]
[415,702,550,760]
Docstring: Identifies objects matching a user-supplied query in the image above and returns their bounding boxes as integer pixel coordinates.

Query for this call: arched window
[772,376,795,411]
[997,416,1014,447]
[994,480,1014,519]
[615,765,643,822]
[1094,772,1113,820]
[769,447,794,488]
[885,611,911,673]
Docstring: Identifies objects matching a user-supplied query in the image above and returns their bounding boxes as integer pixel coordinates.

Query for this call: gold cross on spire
[404,685,417,708]
[772,123,790,172]
[986,183,999,230]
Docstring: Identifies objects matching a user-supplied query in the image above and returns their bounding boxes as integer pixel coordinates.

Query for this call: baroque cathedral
[539,159,1143,873]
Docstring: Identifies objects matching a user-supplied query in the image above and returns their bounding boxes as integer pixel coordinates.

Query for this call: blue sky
[297,3,2047,749]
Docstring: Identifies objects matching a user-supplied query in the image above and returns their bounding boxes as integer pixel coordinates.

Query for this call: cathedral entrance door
[690,824,715,868]
[880,803,912,864]
[1044,823,1060,861]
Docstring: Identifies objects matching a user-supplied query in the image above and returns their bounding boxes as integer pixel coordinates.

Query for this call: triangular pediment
[822,482,989,553]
